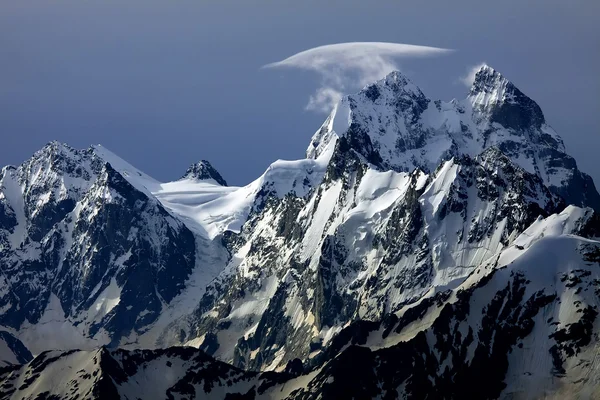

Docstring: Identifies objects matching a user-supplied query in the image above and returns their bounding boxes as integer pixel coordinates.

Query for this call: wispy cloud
[263,42,453,113]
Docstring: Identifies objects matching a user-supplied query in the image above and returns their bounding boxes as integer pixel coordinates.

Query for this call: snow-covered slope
[2,207,599,399]
[285,206,600,399]
[152,141,333,240]
[173,144,566,371]
[154,66,599,374]
[1,65,599,399]
[308,65,600,210]
[0,138,334,356]
[0,143,202,354]
[0,347,262,399]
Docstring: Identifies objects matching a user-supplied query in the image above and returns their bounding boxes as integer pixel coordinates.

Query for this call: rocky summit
[1,65,600,399]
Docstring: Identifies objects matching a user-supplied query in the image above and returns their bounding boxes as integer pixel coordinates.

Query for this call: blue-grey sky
[1,1,599,186]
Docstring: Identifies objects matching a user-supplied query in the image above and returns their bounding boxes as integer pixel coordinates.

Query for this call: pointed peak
[384,70,411,84]
[467,63,501,80]
[181,160,227,186]
[469,64,511,97]
[476,63,498,75]
[27,141,89,168]
[359,70,424,102]
[38,140,75,155]
[467,64,545,129]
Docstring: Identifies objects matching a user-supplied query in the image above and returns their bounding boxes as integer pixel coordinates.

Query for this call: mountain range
[1,65,599,399]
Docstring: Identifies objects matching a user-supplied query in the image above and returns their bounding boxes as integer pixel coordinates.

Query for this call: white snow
[152,179,243,238]
[183,333,206,348]
[17,294,104,356]
[91,144,160,195]
[227,276,278,320]
[300,181,343,260]
[9,350,100,399]
[152,140,334,240]
[468,65,513,110]
[331,98,352,136]
[420,159,458,216]
[89,278,122,320]
[0,62,597,392]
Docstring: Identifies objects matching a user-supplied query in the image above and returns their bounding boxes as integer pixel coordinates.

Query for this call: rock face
[182,160,228,186]
[289,207,600,399]
[170,65,597,373]
[1,65,600,399]
[308,66,600,210]
[3,211,600,399]
[0,331,31,367]
[0,143,197,350]
[0,347,267,399]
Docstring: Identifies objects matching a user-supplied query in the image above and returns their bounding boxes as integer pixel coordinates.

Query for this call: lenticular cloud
[263,42,453,113]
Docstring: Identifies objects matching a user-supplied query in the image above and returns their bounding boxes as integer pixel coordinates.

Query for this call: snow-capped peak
[306,69,431,166]
[304,68,599,210]
[25,141,93,173]
[375,70,424,99]
[467,64,546,129]
[468,64,514,107]
[181,160,228,186]
[2,62,600,398]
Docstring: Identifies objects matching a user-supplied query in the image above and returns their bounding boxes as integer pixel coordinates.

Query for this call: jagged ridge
[1,65,599,399]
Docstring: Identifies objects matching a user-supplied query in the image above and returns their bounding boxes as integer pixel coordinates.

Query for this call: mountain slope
[0,143,203,352]
[159,65,597,372]
[308,66,600,210]
[1,65,599,399]
[0,331,31,367]
[2,207,598,399]
[289,206,600,399]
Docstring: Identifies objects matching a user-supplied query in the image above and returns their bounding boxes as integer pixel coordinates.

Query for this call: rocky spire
[181,160,228,186]
[468,64,545,130]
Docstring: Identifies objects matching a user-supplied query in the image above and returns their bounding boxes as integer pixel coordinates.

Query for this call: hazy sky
[1,1,599,186]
